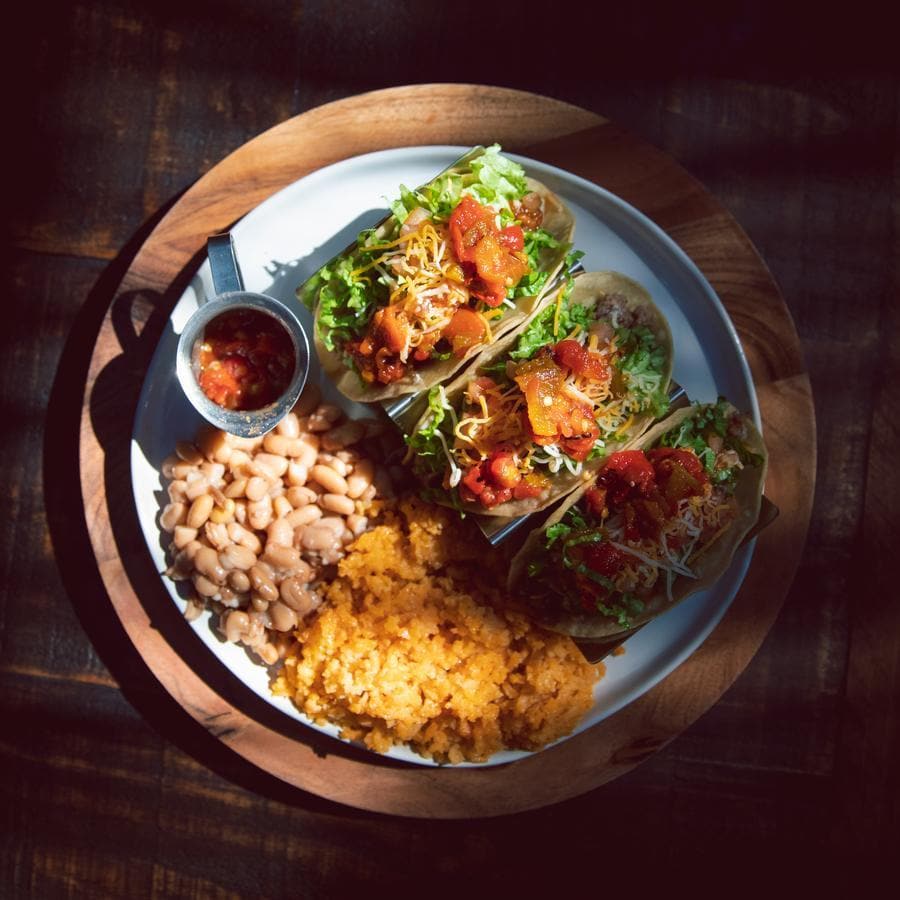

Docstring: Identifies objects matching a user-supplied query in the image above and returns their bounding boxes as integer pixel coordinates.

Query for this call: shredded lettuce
[405,386,455,476]
[390,144,531,222]
[299,253,384,352]
[615,325,669,418]
[659,399,761,484]
[508,267,590,361]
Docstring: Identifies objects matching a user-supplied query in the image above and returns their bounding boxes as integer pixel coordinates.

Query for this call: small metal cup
[176,233,310,438]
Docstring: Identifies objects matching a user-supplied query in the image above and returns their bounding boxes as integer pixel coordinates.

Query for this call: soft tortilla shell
[408,270,674,517]
[313,177,575,402]
[507,402,768,639]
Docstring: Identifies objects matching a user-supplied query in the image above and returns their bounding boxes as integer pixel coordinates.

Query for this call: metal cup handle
[207,233,244,297]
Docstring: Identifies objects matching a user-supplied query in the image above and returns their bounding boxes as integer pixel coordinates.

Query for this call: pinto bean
[286,485,316,507]
[227,522,262,555]
[176,441,204,465]
[321,493,355,516]
[167,479,188,503]
[301,524,341,552]
[346,459,375,499]
[317,453,349,477]
[173,525,198,550]
[224,610,250,643]
[262,543,301,573]
[254,452,289,480]
[276,411,301,438]
[310,465,348,495]
[194,545,226,584]
[249,565,279,604]
[272,495,293,519]
[286,461,308,487]
[160,502,186,532]
[287,505,322,528]
[247,496,274,531]
[279,578,321,615]
[267,518,294,548]
[245,476,269,502]
[219,543,257,571]
[227,569,251,593]
[268,602,298,632]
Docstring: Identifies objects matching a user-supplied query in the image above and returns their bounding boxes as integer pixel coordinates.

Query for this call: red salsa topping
[194,309,295,411]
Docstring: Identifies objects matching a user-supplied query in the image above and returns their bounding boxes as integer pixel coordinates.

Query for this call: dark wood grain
[4,0,898,892]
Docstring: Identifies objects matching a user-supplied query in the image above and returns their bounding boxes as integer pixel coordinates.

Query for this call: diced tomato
[373,347,407,384]
[461,464,486,497]
[584,541,627,578]
[372,306,408,354]
[488,451,521,489]
[647,447,707,484]
[441,308,487,356]
[449,196,492,261]
[584,485,607,519]
[631,497,666,540]
[553,339,609,382]
[459,457,518,509]
[599,451,656,503]
[648,449,707,511]
[513,474,547,500]
[511,351,600,457]
[412,330,441,362]
[513,353,568,437]
[449,196,529,308]
[469,277,508,308]
[497,225,524,252]
[559,431,598,461]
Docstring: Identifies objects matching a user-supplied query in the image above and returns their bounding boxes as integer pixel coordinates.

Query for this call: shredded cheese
[353,220,479,362]
[592,485,739,601]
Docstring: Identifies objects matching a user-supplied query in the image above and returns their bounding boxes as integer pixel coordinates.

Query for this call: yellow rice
[272,495,601,764]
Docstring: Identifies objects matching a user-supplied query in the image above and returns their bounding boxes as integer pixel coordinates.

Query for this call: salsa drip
[348,194,539,386]
[456,337,610,510]
[195,309,295,411]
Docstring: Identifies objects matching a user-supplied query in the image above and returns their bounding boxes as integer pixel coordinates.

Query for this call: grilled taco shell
[507,401,767,640]
[310,168,575,402]
[407,270,674,518]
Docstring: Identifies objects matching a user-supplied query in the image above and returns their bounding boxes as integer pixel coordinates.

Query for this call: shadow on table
[43,200,438,821]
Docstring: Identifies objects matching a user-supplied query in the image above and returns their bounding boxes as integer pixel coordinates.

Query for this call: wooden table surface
[5,1,898,894]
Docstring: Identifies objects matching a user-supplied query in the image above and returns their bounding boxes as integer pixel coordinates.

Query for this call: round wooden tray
[80,84,815,818]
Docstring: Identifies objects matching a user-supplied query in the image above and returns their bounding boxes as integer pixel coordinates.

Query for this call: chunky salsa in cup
[194,309,295,411]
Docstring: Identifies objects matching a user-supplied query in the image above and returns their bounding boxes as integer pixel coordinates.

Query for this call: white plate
[132,146,760,768]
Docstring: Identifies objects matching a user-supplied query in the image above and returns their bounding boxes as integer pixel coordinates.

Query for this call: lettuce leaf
[301,253,385,351]
[405,386,454,476]
[615,325,669,418]
[508,258,589,360]
[659,399,762,484]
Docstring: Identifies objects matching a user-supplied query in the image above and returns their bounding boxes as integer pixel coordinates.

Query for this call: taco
[297,145,575,401]
[507,399,768,640]
[405,270,674,517]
